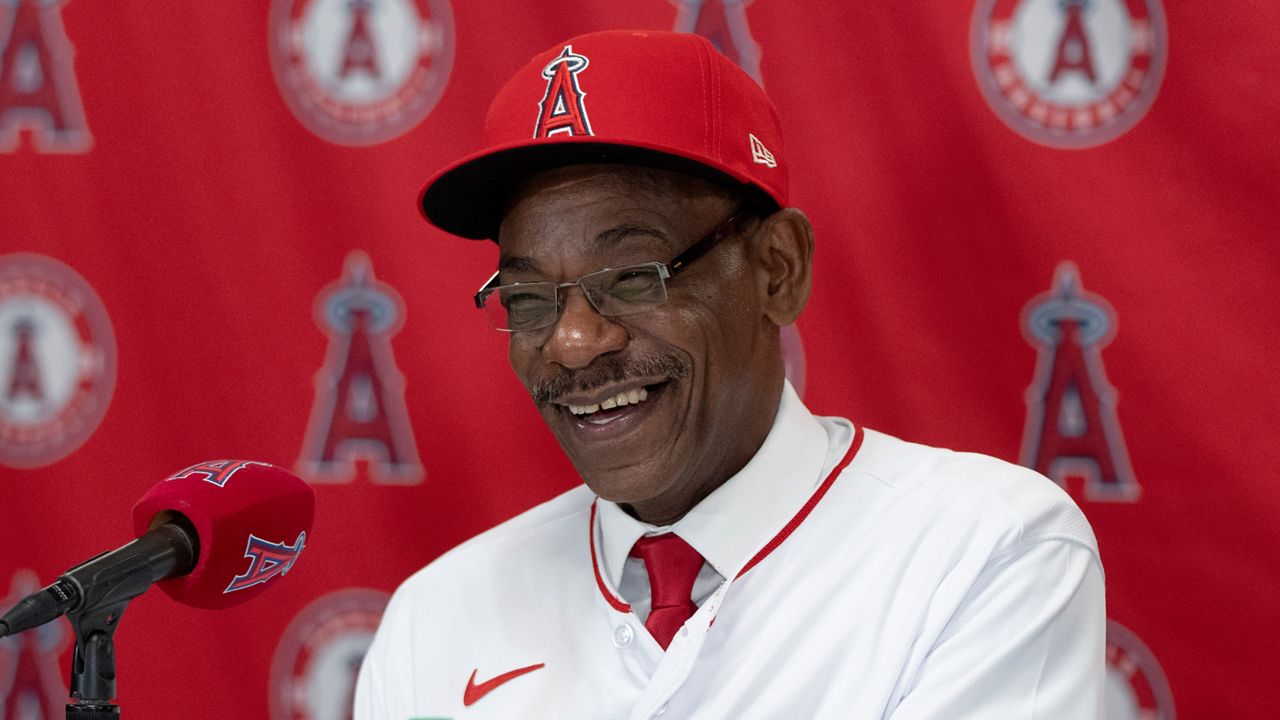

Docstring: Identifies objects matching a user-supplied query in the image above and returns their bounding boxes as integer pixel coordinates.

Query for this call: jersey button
[612,623,634,648]
[654,704,668,716]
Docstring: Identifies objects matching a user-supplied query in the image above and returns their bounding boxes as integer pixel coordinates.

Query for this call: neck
[623,371,785,525]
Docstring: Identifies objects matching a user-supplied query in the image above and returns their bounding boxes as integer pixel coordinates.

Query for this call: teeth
[564,387,652,417]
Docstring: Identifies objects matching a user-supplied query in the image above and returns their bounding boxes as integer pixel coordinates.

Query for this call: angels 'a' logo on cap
[534,45,593,138]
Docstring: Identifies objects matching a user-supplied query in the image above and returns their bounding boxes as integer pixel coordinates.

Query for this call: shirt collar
[596,380,830,586]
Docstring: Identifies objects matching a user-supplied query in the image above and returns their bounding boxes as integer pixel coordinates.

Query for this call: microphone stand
[57,517,198,719]
[66,598,129,719]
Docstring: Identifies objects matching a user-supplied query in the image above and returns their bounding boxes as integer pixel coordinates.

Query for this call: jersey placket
[587,427,865,718]
[588,501,724,712]
[626,576,735,719]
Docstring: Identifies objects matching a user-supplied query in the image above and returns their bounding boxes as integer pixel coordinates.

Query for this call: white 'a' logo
[296,251,424,484]
[0,0,92,152]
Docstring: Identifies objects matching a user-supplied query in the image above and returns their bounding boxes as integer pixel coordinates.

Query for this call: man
[356,29,1104,719]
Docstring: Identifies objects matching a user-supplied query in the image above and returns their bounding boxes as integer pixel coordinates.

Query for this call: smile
[567,387,649,418]
[554,381,669,428]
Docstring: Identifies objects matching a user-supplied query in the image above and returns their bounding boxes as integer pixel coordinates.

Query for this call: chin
[575,460,676,508]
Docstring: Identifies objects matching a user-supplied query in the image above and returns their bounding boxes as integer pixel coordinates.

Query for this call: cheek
[665,268,761,360]
[507,336,541,389]
[655,297,755,392]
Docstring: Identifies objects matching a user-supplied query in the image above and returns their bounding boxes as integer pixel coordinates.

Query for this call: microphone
[0,459,315,638]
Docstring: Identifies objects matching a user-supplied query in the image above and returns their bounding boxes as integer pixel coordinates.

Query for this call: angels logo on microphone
[297,251,424,485]
[671,0,763,85]
[0,570,69,718]
[0,254,116,469]
[269,588,389,720]
[1020,261,1138,501]
[534,46,592,138]
[1105,620,1175,719]
[169,459,269,488]
[268,0,455,146]
[225,531,307,594]
[970,0,1167,148]
[0,0,92,153]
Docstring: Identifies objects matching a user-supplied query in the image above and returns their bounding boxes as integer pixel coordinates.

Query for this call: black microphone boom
[0,514,198,639]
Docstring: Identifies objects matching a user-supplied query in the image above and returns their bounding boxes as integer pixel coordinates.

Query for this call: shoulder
[368,484,595,665]
[393,483,595,602]
[357,486,596,715]
[833,426,1098,556]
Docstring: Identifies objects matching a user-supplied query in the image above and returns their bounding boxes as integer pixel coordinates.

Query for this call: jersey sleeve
[887,536,1106,720]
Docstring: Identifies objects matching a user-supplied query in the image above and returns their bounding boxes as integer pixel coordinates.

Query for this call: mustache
[530,353,691,407]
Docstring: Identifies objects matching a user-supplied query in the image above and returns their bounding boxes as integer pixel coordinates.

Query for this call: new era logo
[749,133,776,168]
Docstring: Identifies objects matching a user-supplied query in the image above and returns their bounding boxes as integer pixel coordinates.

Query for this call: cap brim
[419,139,761,241]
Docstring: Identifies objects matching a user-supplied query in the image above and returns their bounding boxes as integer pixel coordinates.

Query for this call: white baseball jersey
[355,383,1105,719]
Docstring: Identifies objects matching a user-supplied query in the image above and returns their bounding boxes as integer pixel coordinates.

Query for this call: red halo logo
[1105,620,1176,719]
[0,253,116,468]
[269,588,390,720]
[269,0,455,146]
[971,0,1167,148]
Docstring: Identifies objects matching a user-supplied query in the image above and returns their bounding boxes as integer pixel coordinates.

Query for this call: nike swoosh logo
[462,663,546,706]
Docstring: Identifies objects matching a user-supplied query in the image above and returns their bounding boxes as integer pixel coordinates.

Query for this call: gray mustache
[530,354,691,407]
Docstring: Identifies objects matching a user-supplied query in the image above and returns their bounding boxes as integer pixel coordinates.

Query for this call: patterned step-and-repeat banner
[2,1,1277,718]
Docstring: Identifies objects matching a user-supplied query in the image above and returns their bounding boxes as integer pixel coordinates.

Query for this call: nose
[541,288,628,369]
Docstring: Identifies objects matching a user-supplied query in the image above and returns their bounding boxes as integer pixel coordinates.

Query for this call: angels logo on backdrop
[297,251,423,484]
[1020,261,1137,501]
[269,588,389,720]
[269,0,455,146]
[970,0,1167,148]
[0,570,69,719]
[671,0,763,84]
[0,0,91,153]
[673,0,807,396]
[1105,620,1176,719]
[0,254,115,469]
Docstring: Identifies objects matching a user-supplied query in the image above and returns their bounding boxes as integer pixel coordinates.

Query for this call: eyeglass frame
[473,206,756,333]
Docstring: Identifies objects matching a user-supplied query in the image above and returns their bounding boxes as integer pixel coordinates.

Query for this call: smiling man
[355,30,1105,720]
[497,164,793,526]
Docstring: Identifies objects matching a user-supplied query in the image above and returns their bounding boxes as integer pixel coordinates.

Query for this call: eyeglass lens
[481,264,669,331]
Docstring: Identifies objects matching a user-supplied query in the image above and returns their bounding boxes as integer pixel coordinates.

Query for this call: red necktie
[630,533,704,649]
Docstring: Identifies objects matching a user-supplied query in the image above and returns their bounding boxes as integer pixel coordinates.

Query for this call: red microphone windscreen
[132,460,316,610]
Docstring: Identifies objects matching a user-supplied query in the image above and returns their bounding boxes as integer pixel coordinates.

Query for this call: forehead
[496,164,730,272]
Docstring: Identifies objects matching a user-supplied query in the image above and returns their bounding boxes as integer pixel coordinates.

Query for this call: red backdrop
[1,1,1276,718]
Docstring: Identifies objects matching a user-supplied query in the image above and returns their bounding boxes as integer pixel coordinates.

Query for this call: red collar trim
[588,425,865,613]
[735,425,864,579]
[589,501,632,612]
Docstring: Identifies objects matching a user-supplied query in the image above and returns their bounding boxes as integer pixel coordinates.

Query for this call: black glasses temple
[667,209,751,275]
[474,271,500,309]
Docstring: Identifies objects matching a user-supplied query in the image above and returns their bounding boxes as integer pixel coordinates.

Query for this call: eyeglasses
[474,208,753,332]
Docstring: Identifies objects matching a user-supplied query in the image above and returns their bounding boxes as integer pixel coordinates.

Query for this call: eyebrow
[497,223,675,274]
[596,223,672,249]
[498,255,539,273]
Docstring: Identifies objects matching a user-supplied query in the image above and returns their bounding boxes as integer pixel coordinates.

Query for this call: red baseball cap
[419,29,788,240]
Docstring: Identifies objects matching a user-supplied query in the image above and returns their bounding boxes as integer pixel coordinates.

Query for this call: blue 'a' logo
[224,532,307,594]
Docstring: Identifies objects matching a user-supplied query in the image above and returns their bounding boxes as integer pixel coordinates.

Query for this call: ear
[749,208,814,327]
